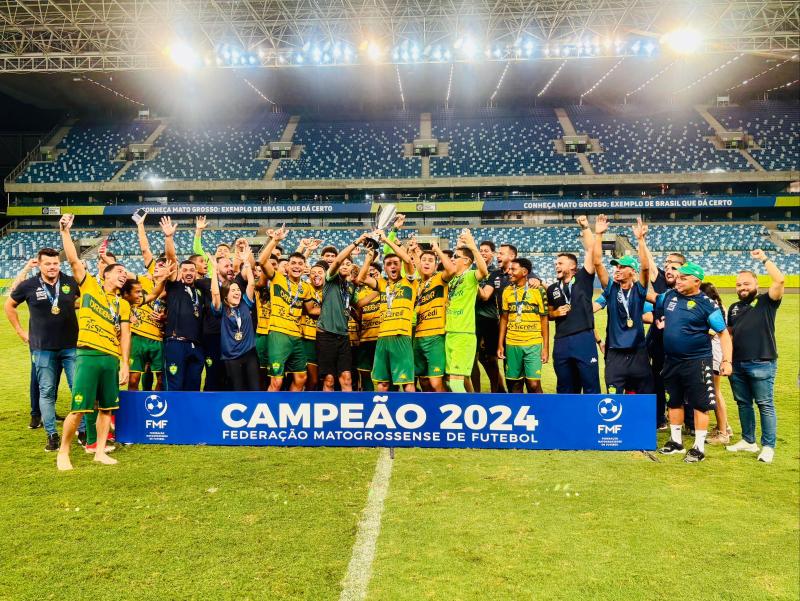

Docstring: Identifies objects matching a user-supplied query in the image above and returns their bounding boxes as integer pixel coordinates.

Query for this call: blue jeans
[729,360,777,448]
[31,348,77,436]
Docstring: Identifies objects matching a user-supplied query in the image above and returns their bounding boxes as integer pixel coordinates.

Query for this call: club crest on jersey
[687,300,696,309]
[169,364,178,375]
[61,284,71,294]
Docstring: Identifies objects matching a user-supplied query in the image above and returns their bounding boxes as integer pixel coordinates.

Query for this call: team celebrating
[4,211,785,470]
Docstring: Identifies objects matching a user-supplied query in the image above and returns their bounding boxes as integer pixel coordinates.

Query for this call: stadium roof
[0,0,797,113]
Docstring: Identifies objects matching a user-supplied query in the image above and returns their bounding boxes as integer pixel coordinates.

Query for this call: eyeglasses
[453,255,467,261]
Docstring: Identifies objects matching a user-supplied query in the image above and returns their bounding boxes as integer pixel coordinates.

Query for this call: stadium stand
[16,122,158,183]
[710,102,799,172]
[274,114,419,180]
[121,114,289,181]
[568,106,753,174]
[430,108,582,177]
[777,223,800,232]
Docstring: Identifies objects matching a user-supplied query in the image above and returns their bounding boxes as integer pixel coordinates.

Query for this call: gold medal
[515,314,522,323]
[626,318,634,328]
[51,305,60,315]
[234,331,243,341]
[194,308,200,318]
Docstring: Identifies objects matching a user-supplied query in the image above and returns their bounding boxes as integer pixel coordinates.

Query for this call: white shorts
[711,335,722,374]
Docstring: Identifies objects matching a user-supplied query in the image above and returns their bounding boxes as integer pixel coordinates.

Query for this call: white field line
[339,448,394,601]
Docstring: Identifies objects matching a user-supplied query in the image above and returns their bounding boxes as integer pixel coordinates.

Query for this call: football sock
[670,424,682,445]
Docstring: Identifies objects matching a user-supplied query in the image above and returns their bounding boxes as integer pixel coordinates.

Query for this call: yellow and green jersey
[255,289,271,335]
[268,272,312,338]
[302,286,323,340]
[377,276,418,338]
[414,273,447,338]
[501,284,547,346]
[358,286,382,343]
[130,275,164,341]
[77,275,131,359]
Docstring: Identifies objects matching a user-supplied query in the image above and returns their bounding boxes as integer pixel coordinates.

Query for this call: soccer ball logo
[145,394,168,418]
[597,397,623,422]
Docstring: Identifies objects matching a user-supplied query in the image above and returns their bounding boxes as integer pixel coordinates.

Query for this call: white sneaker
[726,439,759,453]
[757,447,775,463]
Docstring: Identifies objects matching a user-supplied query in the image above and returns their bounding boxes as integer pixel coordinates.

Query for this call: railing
[3,122,63,184]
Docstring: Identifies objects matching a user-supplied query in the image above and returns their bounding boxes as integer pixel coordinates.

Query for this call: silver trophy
[364,203,397,250]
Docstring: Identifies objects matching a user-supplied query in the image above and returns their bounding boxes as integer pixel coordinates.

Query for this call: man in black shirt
[161,216,205,391]
[5,248,80,451]
[472,241,513,393]
[726,249,785,464]
[546,216,600,394]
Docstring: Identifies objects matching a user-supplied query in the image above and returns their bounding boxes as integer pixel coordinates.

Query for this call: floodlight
[662,28,702,54]
[462,37,478,60]
[366,41,383,62]
[168,42,200,69]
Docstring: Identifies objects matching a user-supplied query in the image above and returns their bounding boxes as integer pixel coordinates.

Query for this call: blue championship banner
[117,392,655,451]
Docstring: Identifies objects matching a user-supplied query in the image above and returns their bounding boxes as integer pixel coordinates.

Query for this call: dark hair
[420,250,437,259]
[456,247,474,263]
[700,282,724,312]
[269,253,281,262]
[275,245,284,254]
[103,262,124,276]
[288,252,306,262]
[121,278,141,297]
[738,269,758,280]
[500,243,518,257]
[370,261,382,273]
[37,247,60,260]
[513,258,533,275]
[667,253,687,265]
[188,254,202,262]
[180,259,196,268]
[557,252,578,266]
[313,261,328,270]
[442,249,454,258]
[105,251,117,261]
[479,240,496,252]
[217,243,231,250]
[320,246,338,256]
[383,253,400,263]
[278,257,289,265]
[220,280,241,306]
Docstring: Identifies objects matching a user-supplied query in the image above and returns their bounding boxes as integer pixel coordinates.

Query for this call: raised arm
[576,215,595,274]
[380,230,414,275]
[59,214,86,283]
[239,249,256,301]
[459,229,488,280]
[433,241,457,282]
[160,216,178,277]
[329,233,368,278]
[594,214,609,288]
[355,247,379,290]
[8,257,38,295]
[144,261,176,303]
[257,227,287,280]
[633,217,650,287]
[192,215,212,267]
[210,262,222,311]
[137,214,154,268]
[751,249,785,301]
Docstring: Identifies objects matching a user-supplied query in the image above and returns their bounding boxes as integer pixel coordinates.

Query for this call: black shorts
[662,357,716,413]
[316,330,352,378]
[476,316,500,361]
[605,347,654,394]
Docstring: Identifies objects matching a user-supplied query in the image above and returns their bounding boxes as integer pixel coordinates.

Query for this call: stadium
[0,1,798,599]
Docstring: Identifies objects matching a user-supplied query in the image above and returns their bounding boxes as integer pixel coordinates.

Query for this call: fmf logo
[145,394,168,429]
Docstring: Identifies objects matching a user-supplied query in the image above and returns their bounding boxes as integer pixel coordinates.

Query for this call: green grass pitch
[1,294,797,600]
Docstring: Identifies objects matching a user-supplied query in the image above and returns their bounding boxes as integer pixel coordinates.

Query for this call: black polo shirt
[476,267,511,320]
[728,293,781,362]
[546,267,595,339]
[164,280,203,343]
[10,272,79,351]
[197,273,250,336]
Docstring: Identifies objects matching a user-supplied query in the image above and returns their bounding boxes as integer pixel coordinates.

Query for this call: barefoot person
[56,214,131,470]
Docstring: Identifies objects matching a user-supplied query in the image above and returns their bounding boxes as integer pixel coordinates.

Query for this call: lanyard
[560,278,573,302]
[340,279,352,314]
[229,307,242,332]
[288,279,302,308]
[617,286,632,322]
[40,276,60,312]
[513,281,529,318]
[185,285,198,309]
